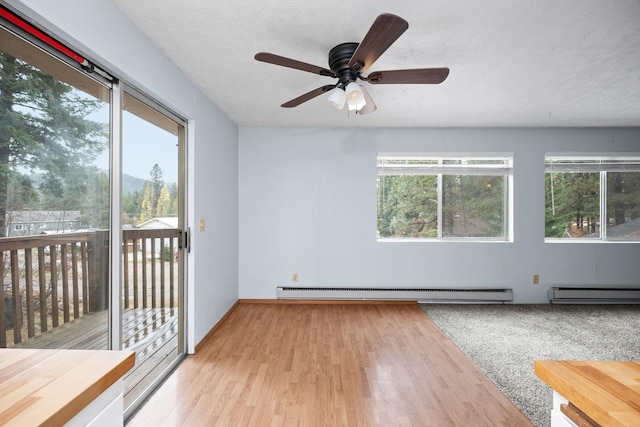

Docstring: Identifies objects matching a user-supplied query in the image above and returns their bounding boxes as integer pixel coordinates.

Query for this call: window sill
[377,238,512,243]
[545,238,639,244]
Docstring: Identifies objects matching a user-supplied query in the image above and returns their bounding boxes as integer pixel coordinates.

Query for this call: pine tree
[0,51,107,236]
[149,164,164,200]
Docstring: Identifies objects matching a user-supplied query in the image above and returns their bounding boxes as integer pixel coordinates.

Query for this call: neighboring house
[136,217,178,230]
[135,217,179,257]
[5,210,85,237]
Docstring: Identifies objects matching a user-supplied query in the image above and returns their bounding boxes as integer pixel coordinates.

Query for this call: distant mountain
[26,171,148,195]
[123,173,147,194]
[122,174,177,194]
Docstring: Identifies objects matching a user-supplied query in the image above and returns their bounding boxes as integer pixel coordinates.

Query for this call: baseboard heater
[277,287,513,303]
[548,287,640,303]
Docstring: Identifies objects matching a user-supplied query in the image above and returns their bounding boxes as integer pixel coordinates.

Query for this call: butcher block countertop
[0,348,135,426]
[535,360,640,427]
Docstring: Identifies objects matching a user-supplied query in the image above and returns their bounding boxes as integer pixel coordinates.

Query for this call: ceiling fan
[254,13,449,115]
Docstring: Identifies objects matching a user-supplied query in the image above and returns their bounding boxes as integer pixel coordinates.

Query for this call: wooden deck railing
[122,228,179,310]
[0,228,179,348]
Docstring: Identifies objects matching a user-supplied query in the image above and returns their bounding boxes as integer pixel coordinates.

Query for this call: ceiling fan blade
[358,86,377,115]
[255,52,335,77]
[366,68,450,85]
[281,85,336,108]
[348,14,409,72]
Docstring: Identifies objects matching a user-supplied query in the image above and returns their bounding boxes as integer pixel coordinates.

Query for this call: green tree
[0,51,107,236]
[378,174,504,238]
[443,175,504,237]
[607,172,640,226]
[78,170,110,229]
[545,172,599,237]
[377,175,437,237]
[150,164,164,200]
[6,171,39,210]
[123,190,143,225]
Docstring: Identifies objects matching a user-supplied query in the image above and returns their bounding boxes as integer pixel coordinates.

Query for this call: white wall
[239,127,640,303]
[6,2,640,326]
[8,0,240,351]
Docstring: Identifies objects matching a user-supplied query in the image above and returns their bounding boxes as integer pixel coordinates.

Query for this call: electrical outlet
[533,274,539,284]
[292,273,299,282]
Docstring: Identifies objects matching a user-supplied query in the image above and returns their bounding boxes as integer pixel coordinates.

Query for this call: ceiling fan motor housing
[329,42,360,86]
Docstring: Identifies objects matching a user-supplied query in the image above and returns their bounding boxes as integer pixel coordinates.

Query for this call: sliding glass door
[0,16,187,419]
[120,90,186,413]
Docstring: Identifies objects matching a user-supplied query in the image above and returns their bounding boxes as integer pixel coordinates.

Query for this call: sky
[8,41,179,188]
[93,108,179,185]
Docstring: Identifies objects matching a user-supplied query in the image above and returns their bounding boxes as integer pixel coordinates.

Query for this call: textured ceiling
[111,0,640,128]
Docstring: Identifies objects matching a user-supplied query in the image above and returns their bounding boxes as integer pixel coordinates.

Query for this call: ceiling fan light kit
[327,87,346,109]
[345,82,365,106]
[254,13,449,116]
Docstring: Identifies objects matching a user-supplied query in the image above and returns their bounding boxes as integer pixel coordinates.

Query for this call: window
[545,155,640,241]
[377,154,513,240]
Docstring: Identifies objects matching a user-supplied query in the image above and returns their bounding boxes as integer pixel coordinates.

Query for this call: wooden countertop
[0,348,135,426]
[535,360,640,427]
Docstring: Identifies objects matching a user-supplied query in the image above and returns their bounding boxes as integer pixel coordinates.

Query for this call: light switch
[198,219,206,231]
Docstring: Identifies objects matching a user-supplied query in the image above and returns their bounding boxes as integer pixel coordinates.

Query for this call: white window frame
[377,153,514,242]
[545,153,640,242]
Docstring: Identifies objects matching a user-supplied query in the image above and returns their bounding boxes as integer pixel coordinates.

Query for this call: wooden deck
[12,307,179,409]
[1,228,180,349]
[127,302,533,426]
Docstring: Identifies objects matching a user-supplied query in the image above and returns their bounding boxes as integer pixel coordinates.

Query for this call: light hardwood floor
[127,302,533,426]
